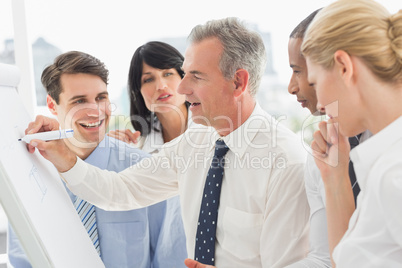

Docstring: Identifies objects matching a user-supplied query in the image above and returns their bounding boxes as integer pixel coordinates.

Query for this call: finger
[26,115,59,134]
[318,121,329,143]
[132,131,141,144]
[26,143,36,154]
[311,139,326,157]
[124,129,139,144]
[184,258,212,268]
[326,119,339,145]
[313,130,328,154]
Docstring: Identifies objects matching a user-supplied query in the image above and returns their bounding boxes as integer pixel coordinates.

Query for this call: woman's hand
[107,129,141,144]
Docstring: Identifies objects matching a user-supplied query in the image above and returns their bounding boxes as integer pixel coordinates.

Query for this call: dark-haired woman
[109,41,190,266]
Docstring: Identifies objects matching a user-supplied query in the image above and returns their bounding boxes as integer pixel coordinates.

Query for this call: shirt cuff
[59,156,88,186]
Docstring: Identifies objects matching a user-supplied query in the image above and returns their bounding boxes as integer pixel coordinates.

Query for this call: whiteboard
[0,63,104,268]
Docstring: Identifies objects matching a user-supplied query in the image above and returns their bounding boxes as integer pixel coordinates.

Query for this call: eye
[96,95,108,101]
[164,72,173,77]
[143,77,153,83]
[73,99,84,104]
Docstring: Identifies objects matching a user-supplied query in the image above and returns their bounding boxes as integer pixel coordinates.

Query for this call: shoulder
[254,109,306,165]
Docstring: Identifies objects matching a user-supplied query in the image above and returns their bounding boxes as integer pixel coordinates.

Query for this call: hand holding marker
[18,129,74,143]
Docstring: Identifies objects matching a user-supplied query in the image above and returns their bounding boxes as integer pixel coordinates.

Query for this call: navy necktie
[194,139,229,265]
[348,134,362,207]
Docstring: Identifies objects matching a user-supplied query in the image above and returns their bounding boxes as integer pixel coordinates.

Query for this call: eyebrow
[290,64,301,69]
[68,91,108,102]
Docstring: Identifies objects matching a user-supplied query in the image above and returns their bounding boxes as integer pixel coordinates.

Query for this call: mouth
[79,119,104,129]
[157,94,172,100]
[297,100,307,108]
[190,102,201,107]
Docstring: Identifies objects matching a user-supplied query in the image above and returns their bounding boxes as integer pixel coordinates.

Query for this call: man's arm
[285,155,331,268]
[260,162,310,267]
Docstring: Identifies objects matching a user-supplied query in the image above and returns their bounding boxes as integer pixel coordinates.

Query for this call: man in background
[287,8,368,267]
[8,51,187,268]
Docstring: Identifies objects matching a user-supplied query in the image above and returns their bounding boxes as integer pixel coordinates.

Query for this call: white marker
[18,129,74,143]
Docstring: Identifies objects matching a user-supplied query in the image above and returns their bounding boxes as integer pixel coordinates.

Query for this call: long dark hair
[128,41,188,136]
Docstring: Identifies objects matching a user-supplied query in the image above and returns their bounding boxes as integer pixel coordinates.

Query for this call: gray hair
[188,17,267,96]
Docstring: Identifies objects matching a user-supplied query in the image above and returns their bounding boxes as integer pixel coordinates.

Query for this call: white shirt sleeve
[285,154,331,268]
[61,150,180,211]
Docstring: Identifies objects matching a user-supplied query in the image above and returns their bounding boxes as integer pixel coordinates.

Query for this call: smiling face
[288,37,320,114]
[140,62,185,115]
[177,37,238,129]
[47,73,110,149]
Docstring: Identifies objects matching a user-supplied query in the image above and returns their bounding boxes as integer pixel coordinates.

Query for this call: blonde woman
[302,0,402,266]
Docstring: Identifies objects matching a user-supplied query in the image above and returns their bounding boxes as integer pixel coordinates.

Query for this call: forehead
[288,38,305,64]
[59,73,107,97]
[182,37,223,72]
[305,57,319,80]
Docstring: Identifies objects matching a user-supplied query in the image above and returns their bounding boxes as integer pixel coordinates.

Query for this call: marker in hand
[18,129,74,143]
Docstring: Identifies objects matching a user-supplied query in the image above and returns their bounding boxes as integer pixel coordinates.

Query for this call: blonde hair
[302,0,402,84]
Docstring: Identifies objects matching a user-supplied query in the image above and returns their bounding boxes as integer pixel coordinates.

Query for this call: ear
[47,95,58,116]
[233,68,249,98]
[333,50,355,87]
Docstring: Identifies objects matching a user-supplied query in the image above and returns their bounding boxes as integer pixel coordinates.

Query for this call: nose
[176,76,190,95]
[288,75,299,95]
[157,77,168,91]
[316,102,326,114]
[84,102,101,117]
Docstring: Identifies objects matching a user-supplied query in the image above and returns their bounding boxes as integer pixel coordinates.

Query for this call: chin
[339,126,365,138]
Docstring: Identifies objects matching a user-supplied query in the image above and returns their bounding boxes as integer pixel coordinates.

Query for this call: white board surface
[0,63,104,268]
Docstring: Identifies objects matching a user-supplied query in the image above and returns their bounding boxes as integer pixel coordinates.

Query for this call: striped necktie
[74,198,101,256]
[194,139,229,265]
[348,134,362,207]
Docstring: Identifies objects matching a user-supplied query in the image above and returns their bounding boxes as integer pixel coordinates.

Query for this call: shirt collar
[215,103,264,158]
[85,136,110,169]
[350,115,402,186]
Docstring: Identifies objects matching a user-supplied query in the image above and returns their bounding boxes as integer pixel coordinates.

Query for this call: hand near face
[184,258,216,268]
[311,119,351,182]
[107,129,141,144]
[25,115,77,173]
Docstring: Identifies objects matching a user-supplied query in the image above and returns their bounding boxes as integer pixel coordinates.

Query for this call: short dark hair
[128,41,188,136]
[290,8,322,39]
[41,51,109,104]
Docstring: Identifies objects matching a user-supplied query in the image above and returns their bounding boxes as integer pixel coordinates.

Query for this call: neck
[65,139,100,160]
[156,104,188,143]
[215,97,256,137]
[361,80,402,135]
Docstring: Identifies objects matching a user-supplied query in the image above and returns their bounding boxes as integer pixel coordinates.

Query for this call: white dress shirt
[286,150,331,268]
[334,116,402,267]
[61,103,310,268]
[287,131,372,268]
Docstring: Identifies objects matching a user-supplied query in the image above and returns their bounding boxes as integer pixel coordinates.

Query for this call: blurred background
[0,0,400,266]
